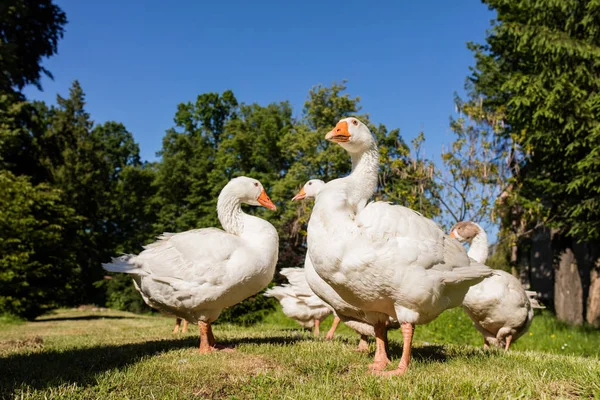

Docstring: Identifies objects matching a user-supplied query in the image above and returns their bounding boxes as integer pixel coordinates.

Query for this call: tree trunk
[587,267,600,328]
[572,241,594,320]
[554,246,584,325]
[510,241,519,277]
[582,243,600,328]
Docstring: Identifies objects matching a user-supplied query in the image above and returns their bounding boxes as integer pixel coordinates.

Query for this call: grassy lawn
[1,307,599,399]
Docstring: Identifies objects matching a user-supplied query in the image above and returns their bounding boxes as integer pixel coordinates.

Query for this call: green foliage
[433,95,510,232]
[210,101,294,215]
[0,312,25,324]
[0,93,26,171]
[36,81,154,305]
[0,0,67,92]
[1,80,157,314]
[470,0,600,240]
[154,90,239,233]
[378,130,440,219]
[435,97,509,230]
[0,93,52,181]
[0,171,80,320]
[485,239,512,272]
[0,0,160,317]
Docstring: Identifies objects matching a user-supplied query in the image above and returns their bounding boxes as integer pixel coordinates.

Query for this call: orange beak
[449,230,457,238]
[325,121,351,143]
[291,187,306,201]
[257,189,277,210]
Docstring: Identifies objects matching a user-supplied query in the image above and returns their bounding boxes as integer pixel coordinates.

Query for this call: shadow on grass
[1,333,305,396]
[302,333,487,366]
[387,342,448,364]
[35,315,138,322]
[386,340,493,365]
[271,327,313,334]
[329,336,452,364]
[222,334,310,348]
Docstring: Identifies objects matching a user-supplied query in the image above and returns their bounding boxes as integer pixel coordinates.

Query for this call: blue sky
[24,0,495,163]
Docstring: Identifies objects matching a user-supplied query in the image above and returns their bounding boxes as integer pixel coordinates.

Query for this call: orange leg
[207,322,216,347]
[198,321,214,353]
[325,316,341,340]
[173,318,182,334]
[182,319,189,333]
[198,321,234,353]
[483,338,489,349]
[504,335,512,351]
[356,335,369,352]
[313,319,321,336]
[375,322,414,376]
[368,321,391,372]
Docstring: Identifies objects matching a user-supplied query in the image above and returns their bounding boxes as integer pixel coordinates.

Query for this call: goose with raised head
[307,118,493,375]
[292,179,398,352]
[103,177,279,353]
[450,221,544,350]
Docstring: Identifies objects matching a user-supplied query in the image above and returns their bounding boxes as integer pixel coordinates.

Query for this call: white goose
[103,177,279,353]
[450,221,544,350]
[292,179,399,353]
[264,266,332,335]
[307,118,493,375]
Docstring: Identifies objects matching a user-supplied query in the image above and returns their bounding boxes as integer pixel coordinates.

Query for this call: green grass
[0,313,26,325]
[1,307,599,399]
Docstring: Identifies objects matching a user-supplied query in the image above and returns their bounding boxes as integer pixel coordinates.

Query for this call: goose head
[222,176,277,210]
[449,221,481,243]
[325,117,376,154]
[291,179,326,201]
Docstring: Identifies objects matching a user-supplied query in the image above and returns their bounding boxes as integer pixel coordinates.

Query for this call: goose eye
[352,120,358,126]
[308,182,312,185]
[254,182,259,187]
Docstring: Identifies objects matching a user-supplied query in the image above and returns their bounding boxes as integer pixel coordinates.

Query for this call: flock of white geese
[103,117,543,376]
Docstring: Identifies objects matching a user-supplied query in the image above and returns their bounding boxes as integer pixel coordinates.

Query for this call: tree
[433,96,508,233]
[36,81,108,303]
[470,0,600,241]
[103,161,158,312]
[212,101,293,206]
[377,129,439,219]
[0,171,79,320]
[31,81,153,306]
[154,90,239,232]
[90,121,150,251]
[0,0,158,317]
[0,93,31,172]
[469,0,600,325]
[0,0,67,92]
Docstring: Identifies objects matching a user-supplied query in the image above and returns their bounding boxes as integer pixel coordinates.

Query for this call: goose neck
[217,191,244,236]
[468,228,489,264]
[347,145,379,205]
